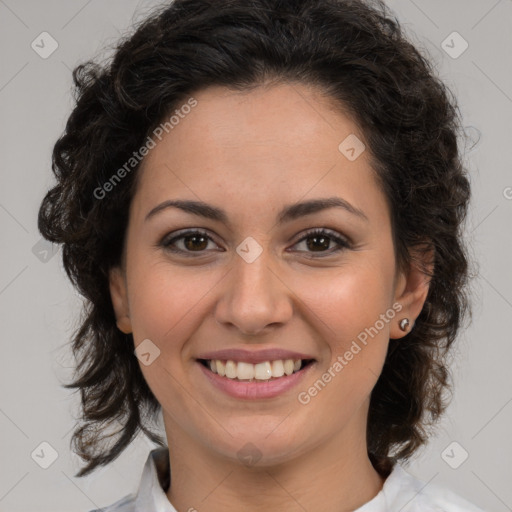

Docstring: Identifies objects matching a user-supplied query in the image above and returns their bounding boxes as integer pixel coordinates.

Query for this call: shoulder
[388,465,487,512]
[85,447,172,512]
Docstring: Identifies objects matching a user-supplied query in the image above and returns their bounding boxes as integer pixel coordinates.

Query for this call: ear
[109,266,132,334]
[390,243,434,340]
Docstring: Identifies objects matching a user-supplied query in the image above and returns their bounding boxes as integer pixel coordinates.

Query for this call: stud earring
[399,318,410,332]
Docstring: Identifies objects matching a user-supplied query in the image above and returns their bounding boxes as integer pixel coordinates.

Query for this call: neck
[164,417,385,512]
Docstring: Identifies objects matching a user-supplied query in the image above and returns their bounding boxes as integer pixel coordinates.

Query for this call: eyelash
[160,228,351,257]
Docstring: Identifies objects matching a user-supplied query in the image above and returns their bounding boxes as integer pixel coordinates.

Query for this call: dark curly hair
[38,0,472,478]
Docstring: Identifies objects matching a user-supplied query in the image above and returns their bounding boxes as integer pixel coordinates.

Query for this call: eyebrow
[144,196,369,225]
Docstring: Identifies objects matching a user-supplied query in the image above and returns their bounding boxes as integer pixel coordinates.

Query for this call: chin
[204,420,313,467]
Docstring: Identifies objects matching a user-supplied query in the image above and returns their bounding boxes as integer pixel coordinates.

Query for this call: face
[110,83,430,468]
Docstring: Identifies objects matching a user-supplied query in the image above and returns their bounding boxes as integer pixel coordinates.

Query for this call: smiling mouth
[197,358,316,382]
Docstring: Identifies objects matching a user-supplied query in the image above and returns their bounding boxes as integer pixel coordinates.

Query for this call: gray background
[0,0,511,511]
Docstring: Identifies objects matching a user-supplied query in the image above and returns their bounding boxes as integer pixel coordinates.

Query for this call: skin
[109,82,432,512]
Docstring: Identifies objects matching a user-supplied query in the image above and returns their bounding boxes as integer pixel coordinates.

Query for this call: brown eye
[182,233,209,251]
[292,228,350,256]
[161,229,220,255]
[305,233,330,252]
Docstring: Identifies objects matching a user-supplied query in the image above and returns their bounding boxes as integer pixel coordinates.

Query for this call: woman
[38,0,485,510]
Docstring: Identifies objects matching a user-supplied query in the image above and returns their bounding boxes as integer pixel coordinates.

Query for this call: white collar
[133,447,174,512]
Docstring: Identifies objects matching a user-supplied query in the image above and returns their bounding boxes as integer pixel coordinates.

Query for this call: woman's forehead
[132,83,387,224]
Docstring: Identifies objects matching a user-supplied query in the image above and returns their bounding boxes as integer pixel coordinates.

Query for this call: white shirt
[89,447,486,512]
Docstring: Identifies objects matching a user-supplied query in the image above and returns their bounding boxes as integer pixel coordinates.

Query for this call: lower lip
[197,361,316,400]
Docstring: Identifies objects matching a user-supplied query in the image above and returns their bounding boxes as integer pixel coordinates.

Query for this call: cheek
[125,259,217,410]
[295,257,394,401]
[301,261,394,342]
[127,257,218,348]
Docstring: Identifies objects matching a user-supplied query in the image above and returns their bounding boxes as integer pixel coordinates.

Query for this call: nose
[214,247,293,337]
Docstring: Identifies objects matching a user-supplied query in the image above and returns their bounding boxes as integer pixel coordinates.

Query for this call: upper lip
[196,348,316,364]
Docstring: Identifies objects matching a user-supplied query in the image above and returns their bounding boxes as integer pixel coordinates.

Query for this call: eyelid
[159,228,221,253]
[159,227,351,257]
[290,228,351,253]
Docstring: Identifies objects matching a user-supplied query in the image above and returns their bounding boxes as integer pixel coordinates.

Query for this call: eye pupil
[307,235,330,252]
[184,234,208,251]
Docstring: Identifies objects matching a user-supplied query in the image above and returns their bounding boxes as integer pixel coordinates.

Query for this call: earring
[399,318,410,332]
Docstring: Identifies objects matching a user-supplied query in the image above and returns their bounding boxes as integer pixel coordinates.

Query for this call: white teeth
[254,361,272,380]
[237,361,255,380]
[216,360,226,377]
[225,360,237,379]
[271,360,284,377]
[204,358,307,381]
[283,359,294,375]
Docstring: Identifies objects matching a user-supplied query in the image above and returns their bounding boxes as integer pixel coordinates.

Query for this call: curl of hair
[38,0,472,477]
